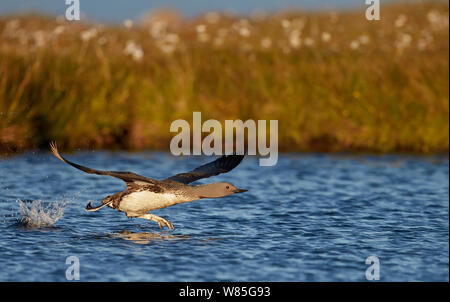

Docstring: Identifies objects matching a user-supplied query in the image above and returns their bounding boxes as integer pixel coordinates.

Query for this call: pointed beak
[234,188,248,193]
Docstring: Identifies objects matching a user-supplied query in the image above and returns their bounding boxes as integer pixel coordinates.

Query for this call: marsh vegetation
[0,2,448,154]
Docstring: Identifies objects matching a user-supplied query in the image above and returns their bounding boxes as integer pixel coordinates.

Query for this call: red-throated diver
[50,142,246,229]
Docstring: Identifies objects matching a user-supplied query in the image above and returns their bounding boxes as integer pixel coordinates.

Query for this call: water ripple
[0,152,448,281]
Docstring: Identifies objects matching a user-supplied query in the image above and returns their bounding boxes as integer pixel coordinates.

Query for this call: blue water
[0,0,367,22]
[0,151,448,281]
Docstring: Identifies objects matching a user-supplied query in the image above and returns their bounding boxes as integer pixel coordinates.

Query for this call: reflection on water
[109,230,190,244]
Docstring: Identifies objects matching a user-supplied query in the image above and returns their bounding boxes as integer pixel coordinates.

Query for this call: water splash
[17,200,67,228]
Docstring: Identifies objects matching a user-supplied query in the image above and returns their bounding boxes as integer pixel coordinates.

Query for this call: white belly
[118,191,182,214]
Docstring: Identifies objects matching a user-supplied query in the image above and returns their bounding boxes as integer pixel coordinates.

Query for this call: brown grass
[0,2,448,155]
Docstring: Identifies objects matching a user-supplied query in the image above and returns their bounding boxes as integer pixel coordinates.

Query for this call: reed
[0,2,448,154]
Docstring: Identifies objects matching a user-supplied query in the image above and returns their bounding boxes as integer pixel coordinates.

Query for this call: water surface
[0,151,448,281]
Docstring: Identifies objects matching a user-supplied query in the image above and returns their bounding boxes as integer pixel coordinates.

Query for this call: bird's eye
[226,186,230,189]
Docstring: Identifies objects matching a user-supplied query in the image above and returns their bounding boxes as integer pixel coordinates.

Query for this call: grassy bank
[0,2,448,155]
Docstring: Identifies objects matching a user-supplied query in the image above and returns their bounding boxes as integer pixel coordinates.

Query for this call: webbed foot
[137,213,174,230]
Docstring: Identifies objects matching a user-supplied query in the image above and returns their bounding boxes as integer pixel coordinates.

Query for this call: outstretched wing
[166,154,245,184]
[50,142,157,186]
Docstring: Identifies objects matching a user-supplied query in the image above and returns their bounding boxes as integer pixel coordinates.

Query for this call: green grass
[0,2,448,154]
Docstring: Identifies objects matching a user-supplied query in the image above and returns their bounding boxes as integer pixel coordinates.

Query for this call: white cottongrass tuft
[80,27,98,42]
[123,19,134,29]
[149,20,167,39]
[124,40,144,61]
[394,14,407,28]
[53,25,65,36]
[196,24,207,34]
[196,24,209,42]
[32,31,46,47]
[233,19,251,37]
[238,27,251,37]
[321,31,331,42]
[260,37,272,49]
[427,10,449,30]
[156,33,179,54]
[395,33,412,51]
[281,19,291,29]
[358,34,370,45]
[349,40,360,50]
[289,30,302,48]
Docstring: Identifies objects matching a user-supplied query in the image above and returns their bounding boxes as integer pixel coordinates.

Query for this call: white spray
[17,199,67,228]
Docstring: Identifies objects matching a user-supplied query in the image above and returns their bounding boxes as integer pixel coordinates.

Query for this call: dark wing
[50,142,157,186]
[166,154,245,184]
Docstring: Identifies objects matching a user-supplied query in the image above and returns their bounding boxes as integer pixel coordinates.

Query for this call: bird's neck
[188,184,222,199]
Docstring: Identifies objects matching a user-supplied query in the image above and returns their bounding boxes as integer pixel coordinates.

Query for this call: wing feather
[166,154,244,184]
[50,142,156,186]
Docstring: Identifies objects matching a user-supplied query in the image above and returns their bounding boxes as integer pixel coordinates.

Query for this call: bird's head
[197,182,248,199]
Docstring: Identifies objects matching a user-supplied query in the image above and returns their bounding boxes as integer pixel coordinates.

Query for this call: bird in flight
[50,142,247,229]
